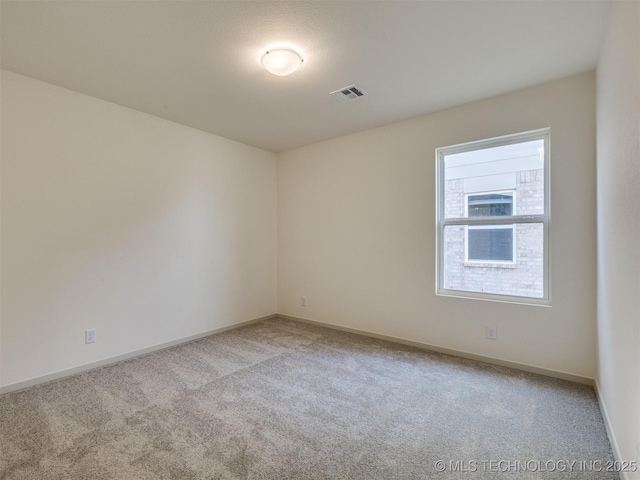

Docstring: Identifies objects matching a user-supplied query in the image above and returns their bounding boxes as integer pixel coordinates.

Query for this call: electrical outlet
[486,326,497,340]
[85,329,96,344]
[301,296,307,307]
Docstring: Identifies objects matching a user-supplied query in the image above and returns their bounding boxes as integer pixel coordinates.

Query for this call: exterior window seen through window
[466,192,515,263]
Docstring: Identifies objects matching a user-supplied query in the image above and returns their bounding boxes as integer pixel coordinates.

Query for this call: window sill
[436,290,551,307]
[464,261,517,269]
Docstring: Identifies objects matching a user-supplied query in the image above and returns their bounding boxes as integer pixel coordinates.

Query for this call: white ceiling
[1,1,611,153]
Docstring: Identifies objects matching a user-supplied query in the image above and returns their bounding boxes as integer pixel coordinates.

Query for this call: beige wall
[596,0,640,474]
[278,72,597,378]
[0,70,278,388]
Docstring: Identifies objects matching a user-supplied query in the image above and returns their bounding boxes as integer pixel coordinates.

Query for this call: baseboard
[1,311,594,393]
[594,379,633,480]
[0,313,278,395]
[278,313,594,386]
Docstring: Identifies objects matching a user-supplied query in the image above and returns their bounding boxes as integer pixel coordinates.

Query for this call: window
[436,129,550,304]
[466,192,514,217]
[467,224,514,263]
[465,192,515,263]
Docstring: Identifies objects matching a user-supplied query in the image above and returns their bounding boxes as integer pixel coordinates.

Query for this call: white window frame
[435,128,551,306]
[464,190,516,265]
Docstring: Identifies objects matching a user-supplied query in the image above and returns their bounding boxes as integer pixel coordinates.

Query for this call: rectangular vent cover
[330,84,367,103]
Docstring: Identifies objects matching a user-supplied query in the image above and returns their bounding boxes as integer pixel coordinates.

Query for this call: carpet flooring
[0,317,618,479]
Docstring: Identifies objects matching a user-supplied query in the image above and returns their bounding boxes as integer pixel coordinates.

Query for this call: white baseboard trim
[594,379,632,480]
[278,313,594,386]
[0,312,595,394]
[0,313,278,396]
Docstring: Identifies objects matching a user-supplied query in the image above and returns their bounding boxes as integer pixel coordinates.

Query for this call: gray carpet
[0,317,618,479]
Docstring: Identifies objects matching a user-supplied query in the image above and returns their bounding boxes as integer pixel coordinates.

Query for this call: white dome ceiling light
[261,48,303,76]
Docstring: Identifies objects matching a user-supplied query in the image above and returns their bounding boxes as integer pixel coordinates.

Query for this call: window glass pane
[443,223,544,298]
[468,227,513,261]
[467,193,513,217]
[444,139,544,219]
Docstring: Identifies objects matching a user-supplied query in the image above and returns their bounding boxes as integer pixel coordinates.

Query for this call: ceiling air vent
[330,84,367,103]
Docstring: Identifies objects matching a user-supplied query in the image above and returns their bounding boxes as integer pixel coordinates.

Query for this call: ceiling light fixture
[261,48,303,76]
